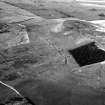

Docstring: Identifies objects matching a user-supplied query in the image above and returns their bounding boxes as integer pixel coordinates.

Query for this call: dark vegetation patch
[9,44,30,55]
[5,97,34,105]
[0,64,12,71]
[0,23,10,33]
[89,8,97,12]
[1,72,20,81]
[12,54,39,69]
[98,13,105,17]
[0,48,40,69]
[63,20,95,32]
[0,70,3,77]
[0,44,32,62]
[26,24,41,32]
[68,42,105,67]
[25,97,36,105]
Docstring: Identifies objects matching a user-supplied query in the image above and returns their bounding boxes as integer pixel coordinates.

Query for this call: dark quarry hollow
[68,42,105,67]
